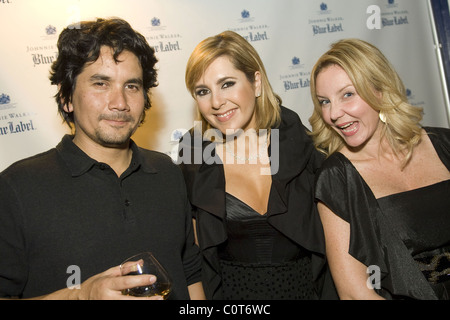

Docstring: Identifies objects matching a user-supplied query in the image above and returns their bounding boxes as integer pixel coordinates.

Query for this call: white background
[0,0,448,171]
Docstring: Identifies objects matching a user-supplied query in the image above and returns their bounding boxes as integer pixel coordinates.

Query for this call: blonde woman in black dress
[310,39,450,300]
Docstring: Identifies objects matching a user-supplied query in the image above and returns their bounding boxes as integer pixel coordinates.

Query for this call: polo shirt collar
[128,140,158,174]
[56,134,157,177]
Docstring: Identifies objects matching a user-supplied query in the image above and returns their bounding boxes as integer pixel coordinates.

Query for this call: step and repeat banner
[1,0,449,170]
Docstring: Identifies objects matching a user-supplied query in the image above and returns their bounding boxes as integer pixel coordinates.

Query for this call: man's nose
[108,87,129,111]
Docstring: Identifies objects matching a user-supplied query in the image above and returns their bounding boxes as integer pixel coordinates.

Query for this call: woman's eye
[344,92,354,98]
[195,88,209,97]
[318,99,329,106]
[222,81,235,89]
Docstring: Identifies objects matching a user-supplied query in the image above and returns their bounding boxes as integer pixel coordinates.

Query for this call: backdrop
[1,0,449,171]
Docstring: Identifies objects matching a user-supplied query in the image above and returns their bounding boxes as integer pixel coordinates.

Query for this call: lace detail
[219,257,317,300]
[416,251,450,284]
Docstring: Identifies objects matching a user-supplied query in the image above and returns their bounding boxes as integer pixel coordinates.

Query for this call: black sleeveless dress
[217,193,317,300]
[315,126,450,299]
[377,180,450,299]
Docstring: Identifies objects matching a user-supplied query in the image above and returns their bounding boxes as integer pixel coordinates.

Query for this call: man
[0,18,204,300]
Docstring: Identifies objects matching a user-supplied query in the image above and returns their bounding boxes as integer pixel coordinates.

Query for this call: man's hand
[40,266,163,300]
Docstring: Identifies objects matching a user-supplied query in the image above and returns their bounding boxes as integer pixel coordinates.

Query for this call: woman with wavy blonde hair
[310,38,450,300]
[309,38,423,166]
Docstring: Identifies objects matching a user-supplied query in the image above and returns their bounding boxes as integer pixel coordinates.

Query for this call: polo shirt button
[124,199,131,206]
[99,164,107,170]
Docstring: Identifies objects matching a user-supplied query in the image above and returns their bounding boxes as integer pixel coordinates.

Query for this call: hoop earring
[379,111,386,123]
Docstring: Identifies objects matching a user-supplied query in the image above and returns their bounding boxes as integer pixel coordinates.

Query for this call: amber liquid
[122,282,171,299]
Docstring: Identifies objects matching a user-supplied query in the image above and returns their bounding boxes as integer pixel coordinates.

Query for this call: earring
[256,92,261,98]
[379,111,386,123]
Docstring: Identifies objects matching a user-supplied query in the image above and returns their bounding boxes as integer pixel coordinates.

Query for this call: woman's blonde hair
[309,38,423,166]
[185,30,281,133]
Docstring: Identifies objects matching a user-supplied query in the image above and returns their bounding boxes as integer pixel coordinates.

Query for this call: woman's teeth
[217,110,235,118]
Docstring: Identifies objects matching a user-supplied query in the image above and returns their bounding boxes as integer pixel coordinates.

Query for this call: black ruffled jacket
[178,106,337,300]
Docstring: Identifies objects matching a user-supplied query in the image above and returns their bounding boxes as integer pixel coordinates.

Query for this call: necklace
[224,133,269,162]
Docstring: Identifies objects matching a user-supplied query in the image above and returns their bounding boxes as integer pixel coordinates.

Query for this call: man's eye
[126,84,140,91]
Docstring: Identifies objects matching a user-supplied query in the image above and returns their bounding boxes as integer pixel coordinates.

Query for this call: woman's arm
[318,202,384,300]
[188,282,206,300]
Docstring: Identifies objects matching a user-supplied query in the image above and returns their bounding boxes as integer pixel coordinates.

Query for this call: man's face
[66,46,145,149]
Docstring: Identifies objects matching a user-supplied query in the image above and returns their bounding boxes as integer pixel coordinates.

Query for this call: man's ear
[63,102,74,113]
[58,84,73,113]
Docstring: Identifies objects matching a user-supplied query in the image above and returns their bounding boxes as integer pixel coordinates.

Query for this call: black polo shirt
[0,135,201,299]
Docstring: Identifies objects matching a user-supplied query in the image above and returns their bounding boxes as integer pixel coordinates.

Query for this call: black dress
[377,181,450,299]
[218,193,316,300]
[315,127,450,299]
[179,106,338,300]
